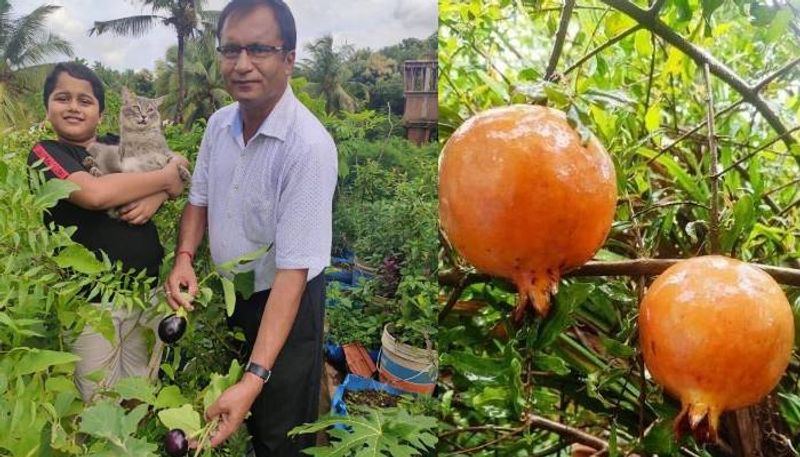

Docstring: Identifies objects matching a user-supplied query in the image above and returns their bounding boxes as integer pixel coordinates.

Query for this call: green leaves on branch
[289,408,438,457]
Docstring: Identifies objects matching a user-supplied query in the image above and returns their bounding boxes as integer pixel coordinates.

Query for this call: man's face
[219,5,295,109]
[46,73,101,146]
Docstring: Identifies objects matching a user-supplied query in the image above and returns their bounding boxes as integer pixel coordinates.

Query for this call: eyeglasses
[216,44,286,60]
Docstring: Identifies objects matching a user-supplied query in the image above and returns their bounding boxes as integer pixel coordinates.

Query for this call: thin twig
[753,55,800,92]
[713,125,800,178]
[600,0,796,153]
[704,64,720,254]
[545,0,577,81]
[645,101,741,166]
[564,25,641,75]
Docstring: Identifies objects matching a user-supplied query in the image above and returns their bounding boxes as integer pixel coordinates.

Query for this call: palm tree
[89,0,219,124]
[299,35,359,114]
[154,30,230,127]
[0,0,73,130]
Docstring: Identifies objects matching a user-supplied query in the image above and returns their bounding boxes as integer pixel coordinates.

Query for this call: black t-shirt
[28,137,164,278]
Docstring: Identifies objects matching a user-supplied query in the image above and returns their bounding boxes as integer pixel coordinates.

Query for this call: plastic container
[331,374,406,418]
[377,325,438,395]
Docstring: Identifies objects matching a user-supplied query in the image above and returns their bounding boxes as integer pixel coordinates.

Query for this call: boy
[28,62,188,400]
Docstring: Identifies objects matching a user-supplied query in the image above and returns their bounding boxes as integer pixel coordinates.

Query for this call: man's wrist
[176,250,194,263]
[242,372,266,392]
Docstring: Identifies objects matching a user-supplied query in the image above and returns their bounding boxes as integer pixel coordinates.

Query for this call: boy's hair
[216,0,296,52]
[43,62,106,113]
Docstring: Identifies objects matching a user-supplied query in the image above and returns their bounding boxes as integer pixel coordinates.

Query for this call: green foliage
[0,125,250,455]
[326,283,390,348]
[288,407,438,457]
[0,2,73,131]
[440,0,800,454]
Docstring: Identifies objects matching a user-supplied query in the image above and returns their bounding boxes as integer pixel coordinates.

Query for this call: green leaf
[202,359,243,411]
[157,404,202,435]
[53,244,106,275]
[113,376,156,405]
[13,349,81,376]
[643,419,680,455]
[645,102,661,133]
[536,283,594,348]
[674,0,694,22]
[533,353,570,375]
[79,400,147,442]
[636,148,706,201]
[289,408,437,457]
[721,194,755,252]
[780,392,800,434]
[221,276,236,317]
[35,178,78,208]
[701,0,725,23]
[217,244,272,272]
[765,8,793,42]
[155,385,189,410]
[634,30,652,56]
[599,336,636,358]
[233,270,255,299]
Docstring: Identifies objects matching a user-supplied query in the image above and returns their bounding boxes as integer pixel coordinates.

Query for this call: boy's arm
[29,141,188,211]
[67,164,186,210]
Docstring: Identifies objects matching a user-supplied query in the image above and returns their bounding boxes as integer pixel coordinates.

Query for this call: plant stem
[545,0,577,81]
[704,64,720,254]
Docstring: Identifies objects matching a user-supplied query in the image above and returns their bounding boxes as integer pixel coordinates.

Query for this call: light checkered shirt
[188,85,338,292]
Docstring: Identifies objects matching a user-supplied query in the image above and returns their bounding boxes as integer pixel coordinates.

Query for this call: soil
[344,389,400,408]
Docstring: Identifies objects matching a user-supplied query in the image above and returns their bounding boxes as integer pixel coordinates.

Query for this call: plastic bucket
[377,325,438,395]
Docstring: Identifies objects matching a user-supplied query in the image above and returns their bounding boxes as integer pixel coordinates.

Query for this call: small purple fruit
[158,314,187,345]
[164,428,188,456]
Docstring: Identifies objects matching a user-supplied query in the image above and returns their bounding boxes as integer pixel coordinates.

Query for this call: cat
[83,87,191,218]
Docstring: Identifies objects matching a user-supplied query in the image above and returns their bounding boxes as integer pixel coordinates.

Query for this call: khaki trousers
[71,303,164,402]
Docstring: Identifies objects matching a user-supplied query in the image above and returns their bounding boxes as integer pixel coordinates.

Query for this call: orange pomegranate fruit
[639,255,794,443]
[439,105,617,319]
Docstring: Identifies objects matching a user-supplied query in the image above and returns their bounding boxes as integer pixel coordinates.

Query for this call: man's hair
[216,0,297,52]
[43,62,106,113]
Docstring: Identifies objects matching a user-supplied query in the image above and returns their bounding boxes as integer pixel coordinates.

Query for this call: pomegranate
[439,105,617,318]
[639,255,794,443]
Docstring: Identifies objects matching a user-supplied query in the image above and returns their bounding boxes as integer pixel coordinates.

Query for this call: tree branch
[545,0,577,81]
[526,412,609,450]
[599,0,796,152]
[439,259,800,292]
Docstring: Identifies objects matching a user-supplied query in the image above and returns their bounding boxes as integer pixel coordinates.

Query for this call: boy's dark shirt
[27,136,163,278]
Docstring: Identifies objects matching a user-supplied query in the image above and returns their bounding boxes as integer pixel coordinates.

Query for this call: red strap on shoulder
[31,143,70,179]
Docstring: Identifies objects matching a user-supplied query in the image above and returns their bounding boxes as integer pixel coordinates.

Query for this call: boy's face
[46,72,102,147]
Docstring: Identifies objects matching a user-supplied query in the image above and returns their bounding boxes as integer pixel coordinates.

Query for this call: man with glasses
[164,1,337,455]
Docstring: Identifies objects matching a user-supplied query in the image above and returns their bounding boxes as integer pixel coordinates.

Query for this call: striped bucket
[377,325,438,395]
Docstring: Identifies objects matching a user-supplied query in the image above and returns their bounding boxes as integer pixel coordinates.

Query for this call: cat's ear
[153,96,167,107]
[121,86,133,103]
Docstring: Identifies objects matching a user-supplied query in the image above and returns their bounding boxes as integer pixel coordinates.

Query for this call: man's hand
[206,374,264,448]
[165,255,198,311]
[118,191,169,225]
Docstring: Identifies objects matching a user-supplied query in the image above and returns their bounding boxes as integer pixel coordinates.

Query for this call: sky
[13,0,438,71]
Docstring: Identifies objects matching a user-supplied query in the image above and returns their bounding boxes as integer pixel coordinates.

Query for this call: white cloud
[13,0,436,71]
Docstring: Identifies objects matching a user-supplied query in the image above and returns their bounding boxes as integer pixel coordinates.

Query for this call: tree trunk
[175,32,185,124]
[722,397,794,457]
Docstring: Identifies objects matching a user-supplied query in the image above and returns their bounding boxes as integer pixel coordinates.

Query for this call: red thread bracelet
[177,250,194,262]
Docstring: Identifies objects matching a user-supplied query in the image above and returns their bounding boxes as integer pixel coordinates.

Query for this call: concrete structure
[402,60,437,145]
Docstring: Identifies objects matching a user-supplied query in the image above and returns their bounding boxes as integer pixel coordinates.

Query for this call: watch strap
[245,361,271,383]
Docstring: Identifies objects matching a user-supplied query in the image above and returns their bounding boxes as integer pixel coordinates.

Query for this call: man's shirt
[189,85,338,292]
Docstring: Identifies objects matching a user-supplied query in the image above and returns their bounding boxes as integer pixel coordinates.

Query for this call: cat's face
[120,87,164,132]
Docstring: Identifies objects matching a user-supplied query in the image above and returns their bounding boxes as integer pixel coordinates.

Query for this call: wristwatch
[245,361,272,384]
